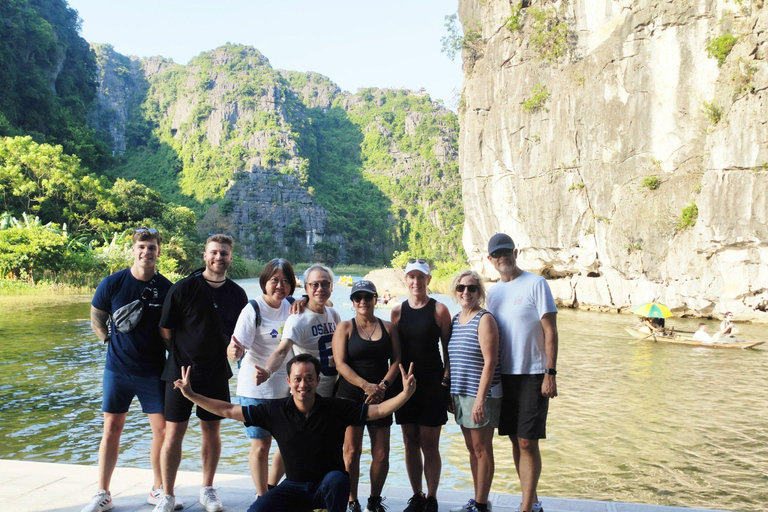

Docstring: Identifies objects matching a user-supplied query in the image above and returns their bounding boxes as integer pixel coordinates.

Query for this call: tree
[313,240,339,266]
[0,136,113,232]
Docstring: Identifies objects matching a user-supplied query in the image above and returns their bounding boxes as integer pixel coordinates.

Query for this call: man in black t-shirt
[153,235,248,512]
[171,353,417,512]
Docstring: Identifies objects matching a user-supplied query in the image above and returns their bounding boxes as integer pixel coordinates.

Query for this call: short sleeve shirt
[242,395,367,482]
[486,271,557,375]
[92,268,172,376]
[232,296,292,399]
[282,307,340,396]
[159,272,248,382]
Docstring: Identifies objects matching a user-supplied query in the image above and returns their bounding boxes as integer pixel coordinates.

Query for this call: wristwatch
[544,368,557,376]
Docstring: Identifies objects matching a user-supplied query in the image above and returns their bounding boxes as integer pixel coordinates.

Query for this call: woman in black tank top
[332,280,401,512]
[390,259,453,512]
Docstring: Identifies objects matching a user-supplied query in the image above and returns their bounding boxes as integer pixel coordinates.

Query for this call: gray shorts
[452,394,502,429]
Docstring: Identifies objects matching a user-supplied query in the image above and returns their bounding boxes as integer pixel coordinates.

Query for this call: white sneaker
[148,486,184,509]
[451,499,475,512]
[82,490,114,512]
[152,494,176,512]
[515,502,540,512]
[199,486,223,512]
[451,500,493,512]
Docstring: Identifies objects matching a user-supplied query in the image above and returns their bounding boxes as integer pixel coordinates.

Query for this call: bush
[678,202,698,230]
[523,85,550,113]
[706,34,738,67]
[642,176,661,190]
[701,100,722,125]
[529,7,569,62]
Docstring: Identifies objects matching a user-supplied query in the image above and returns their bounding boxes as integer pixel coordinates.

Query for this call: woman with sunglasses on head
[447,271,501,512]
[332,280,402,512]
[227,259,299,498]
[390,259,453,512]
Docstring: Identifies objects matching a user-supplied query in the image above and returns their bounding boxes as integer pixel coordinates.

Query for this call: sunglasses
[134,227,159,235]
[352,293,375,303]
[306,280,332,291]
[455,284,479,293]
[490,249,513,259]
[408,258,428,264]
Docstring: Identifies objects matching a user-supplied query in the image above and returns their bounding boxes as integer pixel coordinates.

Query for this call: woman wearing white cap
[390,259,452,512]
[332,280,402,512]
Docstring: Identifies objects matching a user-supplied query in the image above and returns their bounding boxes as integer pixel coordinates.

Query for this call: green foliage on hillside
[296,106,392,265]
[0,0,109,170]
[336,89,465,262]
[678,201,698,230]
[706,34,738,67]
[0,136,201,279]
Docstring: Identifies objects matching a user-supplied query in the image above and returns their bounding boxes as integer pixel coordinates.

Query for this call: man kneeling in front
[173,353,417,512]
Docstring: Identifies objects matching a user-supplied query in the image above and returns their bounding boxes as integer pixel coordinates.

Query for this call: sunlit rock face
[459,0,768,320]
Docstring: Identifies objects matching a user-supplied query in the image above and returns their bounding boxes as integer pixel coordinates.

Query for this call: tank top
[335,318,392,401]
[448,310,502,398]
[398,298,443,376]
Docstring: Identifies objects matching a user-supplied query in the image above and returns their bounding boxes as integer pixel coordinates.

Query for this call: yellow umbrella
[632,302,673,318]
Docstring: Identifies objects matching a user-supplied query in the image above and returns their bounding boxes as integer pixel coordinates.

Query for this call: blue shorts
[102,369,164,414]
[239,397,277,440]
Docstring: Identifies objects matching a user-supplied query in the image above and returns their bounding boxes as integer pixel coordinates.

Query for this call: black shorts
[392,371,447,427]
[498,374,548,439]
[164,377,230,422]
[335,378,393,428]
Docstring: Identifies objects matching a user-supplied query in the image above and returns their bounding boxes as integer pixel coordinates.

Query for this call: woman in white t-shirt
[227,259,298,497]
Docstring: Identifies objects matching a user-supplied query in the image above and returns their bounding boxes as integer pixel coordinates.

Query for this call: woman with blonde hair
[447,270,501,512]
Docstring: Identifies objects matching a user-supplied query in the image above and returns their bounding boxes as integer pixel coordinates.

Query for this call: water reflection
[0,283,766,511]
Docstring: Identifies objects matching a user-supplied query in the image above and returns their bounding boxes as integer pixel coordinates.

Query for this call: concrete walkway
[0,460,733,512]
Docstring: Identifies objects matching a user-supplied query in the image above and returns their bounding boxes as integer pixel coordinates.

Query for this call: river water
[1,280,766,511]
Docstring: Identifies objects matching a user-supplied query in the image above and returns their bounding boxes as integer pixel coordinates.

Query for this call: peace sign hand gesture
[399,362,416,398]
[173,366,194,398]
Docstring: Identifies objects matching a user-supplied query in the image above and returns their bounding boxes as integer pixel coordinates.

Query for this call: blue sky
[68,0,463,108]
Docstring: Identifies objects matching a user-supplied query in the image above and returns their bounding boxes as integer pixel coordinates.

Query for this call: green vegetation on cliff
[0,0,109,170]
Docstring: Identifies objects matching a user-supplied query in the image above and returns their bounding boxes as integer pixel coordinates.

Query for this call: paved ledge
[0,460,734,512]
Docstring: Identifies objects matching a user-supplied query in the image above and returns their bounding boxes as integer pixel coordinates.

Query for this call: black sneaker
[365,496,388,512]
[348,500,362,512]
[423,496,438,512]
[403,492,426,512]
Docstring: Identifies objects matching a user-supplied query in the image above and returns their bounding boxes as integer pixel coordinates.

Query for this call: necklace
[358,318,376,341]
[205,277,226,283]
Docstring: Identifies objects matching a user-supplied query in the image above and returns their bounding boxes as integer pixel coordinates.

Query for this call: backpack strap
[249,299,262,328]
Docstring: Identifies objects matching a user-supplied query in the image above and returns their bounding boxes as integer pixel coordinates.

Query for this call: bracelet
[380,379,389,389]
[441,376,451,385]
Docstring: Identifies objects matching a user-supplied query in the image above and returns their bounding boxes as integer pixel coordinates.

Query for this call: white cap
[404,259,430,276]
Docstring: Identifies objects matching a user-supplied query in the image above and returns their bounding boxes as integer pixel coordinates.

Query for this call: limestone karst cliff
[92,44,463,264]
[459,0,768,320]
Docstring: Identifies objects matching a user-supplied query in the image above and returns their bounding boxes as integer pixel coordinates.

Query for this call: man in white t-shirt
[485,233,558,512]
[255,264,341,397]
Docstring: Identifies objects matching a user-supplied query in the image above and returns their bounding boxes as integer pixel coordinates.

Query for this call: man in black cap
[485,233,558,512]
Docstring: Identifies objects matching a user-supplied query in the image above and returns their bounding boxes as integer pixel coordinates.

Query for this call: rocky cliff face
[91,44,462,264]
[459,0,768,320]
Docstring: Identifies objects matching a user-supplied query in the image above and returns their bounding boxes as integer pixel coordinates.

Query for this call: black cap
[488,233,515,254]
[350,280,377,298]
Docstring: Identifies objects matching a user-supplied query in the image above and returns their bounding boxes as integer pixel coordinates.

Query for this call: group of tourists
[83,229,560,512]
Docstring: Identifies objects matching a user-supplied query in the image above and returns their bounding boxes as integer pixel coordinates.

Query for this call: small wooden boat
[624,326,764,349]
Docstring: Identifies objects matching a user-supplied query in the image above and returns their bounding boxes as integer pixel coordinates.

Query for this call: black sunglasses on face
[408,258,428,264]
[455,284,479,293]
[134,227,159,235]
[491,249,513,259]
[352,293,375,303]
